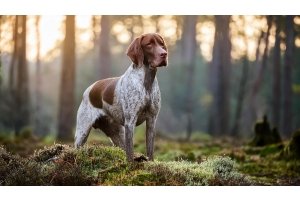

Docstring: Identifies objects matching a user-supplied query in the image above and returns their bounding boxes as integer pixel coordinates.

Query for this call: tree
[9,16,18,91]
[272,16,282,130]
[91,16,99,48]
[34,16,44,135]
[209,15,232,136]
[231,56,249,136]
[57,16,76,140]
[252,16,272,97]
[244,16,272,135]
[91,16,99,72]
[231,17,250,136]
[282,15,295,137]
[181,15,197,140]
[0,16,18,131]
[98,16,111,79]
[249,16,272,121]
[0,15,2,86]
[15,15,30,134]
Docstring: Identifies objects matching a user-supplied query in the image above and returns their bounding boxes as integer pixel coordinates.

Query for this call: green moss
[101,168,161,186]
[75,145,126,177]
[18,127,34,140]
[33,144,66,162]
[156,150,183,161]
[283,129,300,159]
[130,170,159,185]
[3,126,300,186]
[145,156,252,186]
[1,144,254,186]
[201,146,222,155]
[190,132,212,142]
[1,144,124,185]
[260,144,284,157]
[0,146,47,185]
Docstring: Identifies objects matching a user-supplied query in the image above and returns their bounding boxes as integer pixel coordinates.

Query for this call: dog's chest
[104,68,160,125]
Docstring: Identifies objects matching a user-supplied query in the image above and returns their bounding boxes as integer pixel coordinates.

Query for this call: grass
[0,128,300,185]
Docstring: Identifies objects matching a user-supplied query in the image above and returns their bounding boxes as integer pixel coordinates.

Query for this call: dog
[74,33,168,162]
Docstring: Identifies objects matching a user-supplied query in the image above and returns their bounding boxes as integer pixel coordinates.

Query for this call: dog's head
[126,33,168,69]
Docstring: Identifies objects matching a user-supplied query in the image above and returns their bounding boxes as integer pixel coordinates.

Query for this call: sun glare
[112,21,131,44]
[6,15,286,64]
[197,21,215,61]
[27,15,64,62]
[142,15,157,34]
[158,16,177,43]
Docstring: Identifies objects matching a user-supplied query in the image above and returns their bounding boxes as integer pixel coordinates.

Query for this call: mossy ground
[0,144,251,186]
[0,127,299,185]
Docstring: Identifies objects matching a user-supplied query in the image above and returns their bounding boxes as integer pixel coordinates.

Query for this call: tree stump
[250,115,282,146]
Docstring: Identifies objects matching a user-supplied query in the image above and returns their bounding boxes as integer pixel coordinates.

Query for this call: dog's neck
[131,63,157,93]
[143,65,157,93]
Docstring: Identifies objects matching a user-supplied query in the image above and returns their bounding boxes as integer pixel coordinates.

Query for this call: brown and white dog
[74,33,168,162]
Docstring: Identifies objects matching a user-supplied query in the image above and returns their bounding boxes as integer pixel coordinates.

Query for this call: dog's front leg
[125,122,135,162]
[146,116,157,161]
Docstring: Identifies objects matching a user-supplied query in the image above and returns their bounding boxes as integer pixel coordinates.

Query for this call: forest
[0,15,300,186]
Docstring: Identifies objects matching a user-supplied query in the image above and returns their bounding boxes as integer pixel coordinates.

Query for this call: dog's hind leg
[74,97,104,148]
[93,116,125,150]
[109,126,125,150]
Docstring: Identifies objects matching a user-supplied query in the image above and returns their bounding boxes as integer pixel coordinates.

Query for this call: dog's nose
[160,52,167,58]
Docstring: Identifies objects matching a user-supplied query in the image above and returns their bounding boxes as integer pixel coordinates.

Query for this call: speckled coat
[74,33,167,161]
[74,64,161,158]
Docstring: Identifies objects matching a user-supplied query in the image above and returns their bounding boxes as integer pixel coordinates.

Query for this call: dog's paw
[133,154,148,162]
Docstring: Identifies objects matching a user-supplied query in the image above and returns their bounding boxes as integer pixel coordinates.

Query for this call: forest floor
[0,127,300,186]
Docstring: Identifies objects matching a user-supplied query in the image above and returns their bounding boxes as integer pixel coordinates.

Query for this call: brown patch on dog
[89,77,119,108]
[126,36,144,67]
[103,78,119,105]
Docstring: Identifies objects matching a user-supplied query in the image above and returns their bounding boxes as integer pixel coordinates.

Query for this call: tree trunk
[98,16,111,78]
[92,16,99,71]
[181,15,197,140]
[282,15,295,137]
[243,30,264,134]
[272,16,282,130]
[0,16,2,87]
[57,16,76,141]
[209,15,232,136]
[92,16,98,47]
[15,15,30,134]
[231,56,249,136]
[34,16,43,135]
[251,16,272,98]
[9,16,18,91]
[248,16,272,130]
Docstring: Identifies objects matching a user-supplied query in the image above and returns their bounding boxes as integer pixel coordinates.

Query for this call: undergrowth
[0,144,251,186]
[1,129,299,186]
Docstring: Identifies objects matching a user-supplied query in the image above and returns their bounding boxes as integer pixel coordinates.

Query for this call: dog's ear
[126,36,144,67]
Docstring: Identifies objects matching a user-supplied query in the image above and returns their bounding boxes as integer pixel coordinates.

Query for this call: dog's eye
[146,43,152,47]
